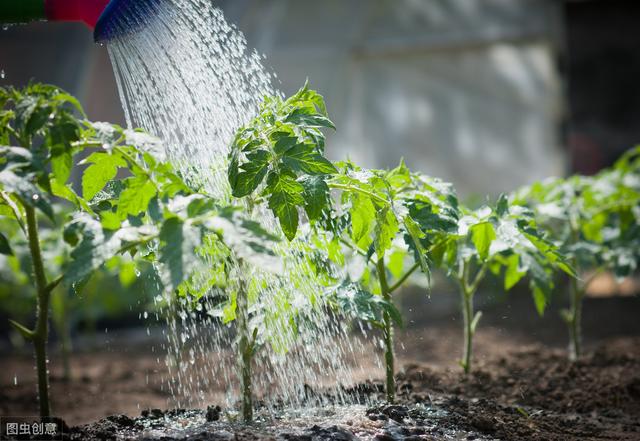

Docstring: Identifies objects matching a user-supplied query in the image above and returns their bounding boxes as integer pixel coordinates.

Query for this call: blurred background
[2,0,639,195]
[1,0,639,424]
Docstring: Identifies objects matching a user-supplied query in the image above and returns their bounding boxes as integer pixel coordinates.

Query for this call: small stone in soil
[206,405,222,422]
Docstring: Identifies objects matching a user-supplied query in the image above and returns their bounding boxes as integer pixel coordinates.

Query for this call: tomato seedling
[513,148,640,360]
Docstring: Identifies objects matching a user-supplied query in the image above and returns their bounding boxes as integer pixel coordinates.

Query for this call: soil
[1,289,639,440]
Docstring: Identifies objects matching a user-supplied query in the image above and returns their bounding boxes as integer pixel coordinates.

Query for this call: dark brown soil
[55,337,640,440]
[1,290,639,440]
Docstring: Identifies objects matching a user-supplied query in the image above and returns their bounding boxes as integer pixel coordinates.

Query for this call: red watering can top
[45,0,111,29]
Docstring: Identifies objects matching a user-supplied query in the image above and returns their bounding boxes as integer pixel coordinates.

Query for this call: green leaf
[50,177,93,213]
[64,216,106,283]
[333,283,402,327]
[9,319,34,340]
[14,95,37,132]
[350,192,376,249]
[0,231,13,255]
[231,149,270,198]
[81,152,127,201]
[403,216,431,277]
[116,175,157,219]
[159,217,201,290]
[374,207,399,258]
[51,150,72,184]
[285,108,336,130]
[300,175,330,221]
[470,221,496,261]
[496,194,509,217]
[532,285,548,316]
[118,261,137,287]
[273,136,299,155]
[282,143,337,175]
[0,146,33,172]
[266,171,305,241]
[0,170,54,220]
[504,254,525,290]
[222,292,237,324]
[100,211,121,230]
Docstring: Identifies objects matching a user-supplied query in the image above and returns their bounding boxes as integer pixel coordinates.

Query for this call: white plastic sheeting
[218,0,566,196]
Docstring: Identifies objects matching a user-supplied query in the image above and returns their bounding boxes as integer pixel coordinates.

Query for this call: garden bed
[2,293,639,440]
[62,336,640,440]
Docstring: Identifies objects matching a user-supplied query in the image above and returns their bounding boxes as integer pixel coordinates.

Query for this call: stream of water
[105,0,378,410]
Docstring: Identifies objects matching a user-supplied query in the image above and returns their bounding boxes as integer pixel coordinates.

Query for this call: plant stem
[460,285,473,375]
[236,274,253,422]
[566,227,583,361]
[457,261,486,375]
[376,257,395,403]
[24,204,51,417]
[568,276,584,361]
[53,289,73,382]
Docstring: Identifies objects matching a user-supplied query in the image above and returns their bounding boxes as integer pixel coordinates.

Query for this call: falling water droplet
[105,0,368,410]
[13,374,17,386]
[32,194,39,201]
[1,70,5,79]
[143,311,148,319]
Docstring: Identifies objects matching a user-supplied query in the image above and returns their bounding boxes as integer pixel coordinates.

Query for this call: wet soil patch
[63,338,640,440]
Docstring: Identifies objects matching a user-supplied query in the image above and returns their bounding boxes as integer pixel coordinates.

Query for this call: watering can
[0,0,153,42]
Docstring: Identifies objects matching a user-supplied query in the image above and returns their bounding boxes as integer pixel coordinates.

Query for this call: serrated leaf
[350,192,376,249]
[0,146,33,172]
[14,96,37,132]
[333,283,402,327]
[300,175,330,221]
[470,221,496,261]
[403,216,431,277]
[231,149,270,198]
[81,152,127,200]
[374,207,399,258]
[116,175,157,219]
[282,143,337,175]
[285,108,336,130]
[159,217,201,290]
[0,170,54,220]
[267,172,305,241]
[64,216,107,283]
[273,136,299,155]
[51,150,72,184]
[504,254,525,290]
[50,177,93,214]
[100,211,121,230]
